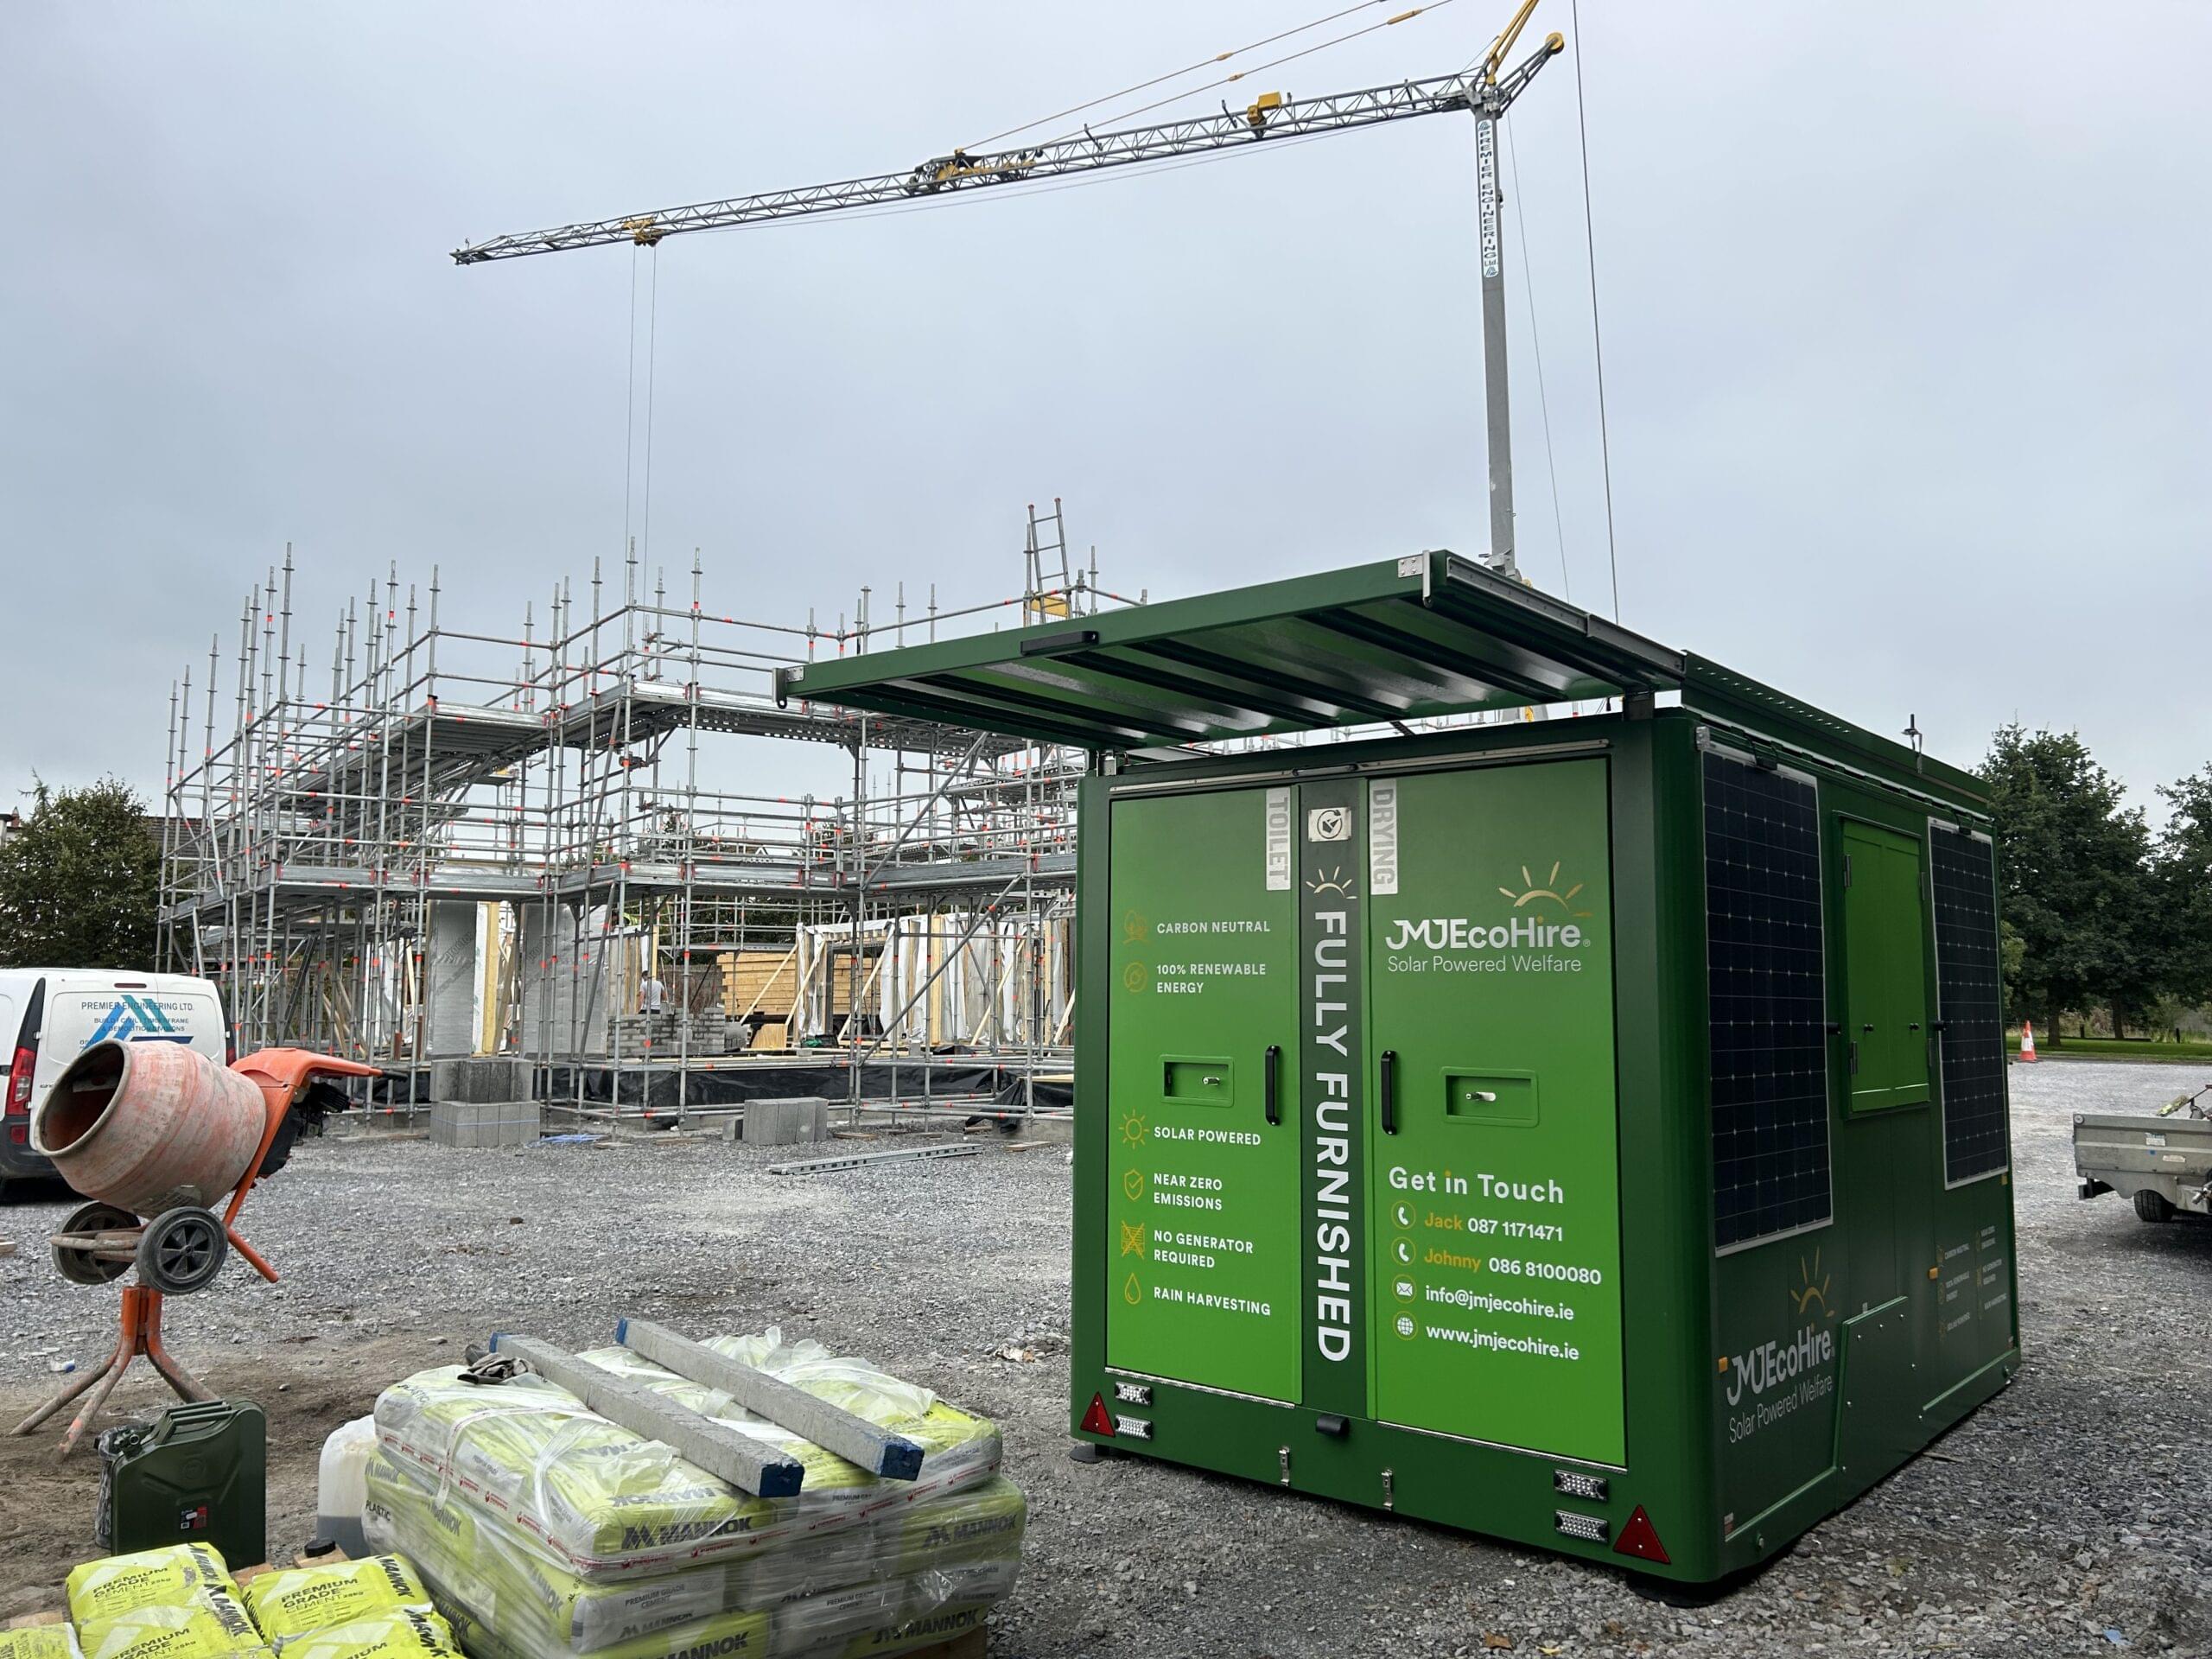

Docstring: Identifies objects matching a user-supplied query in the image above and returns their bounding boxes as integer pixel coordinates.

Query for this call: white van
[0,969,230,1194]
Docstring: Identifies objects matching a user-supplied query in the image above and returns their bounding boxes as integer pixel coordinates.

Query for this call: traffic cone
[2019,1020,2038,1062]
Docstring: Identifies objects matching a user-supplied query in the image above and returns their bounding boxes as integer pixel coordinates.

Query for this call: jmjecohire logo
[1381,859,1596,954]
[82,996,194,1047]
[1722,1255,1841,1411]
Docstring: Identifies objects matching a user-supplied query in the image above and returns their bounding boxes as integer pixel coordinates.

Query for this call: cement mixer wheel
[53,1200,137,1286]
[136,1206,229,1294]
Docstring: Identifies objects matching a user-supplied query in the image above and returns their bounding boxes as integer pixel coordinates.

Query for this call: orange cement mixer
[13,1038,378,1456]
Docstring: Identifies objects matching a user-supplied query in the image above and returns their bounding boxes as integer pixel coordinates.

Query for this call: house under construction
[158,506,1108,1121]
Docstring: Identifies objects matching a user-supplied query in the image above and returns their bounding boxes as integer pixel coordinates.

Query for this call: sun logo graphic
[1119,1112,1148,1148]
[1306,864,1356,897]
[1497,861,1593,918]
[1789,1249,1835,1322]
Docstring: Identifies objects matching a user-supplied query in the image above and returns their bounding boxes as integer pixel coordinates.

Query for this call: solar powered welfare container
[778,554,2018,1585]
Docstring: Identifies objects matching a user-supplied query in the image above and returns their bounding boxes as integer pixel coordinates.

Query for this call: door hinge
[1848,1041,1860,1076]
[1842,854,1853,888]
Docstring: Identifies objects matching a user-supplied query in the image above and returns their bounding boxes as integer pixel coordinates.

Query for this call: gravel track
[2,1061,2207,1656]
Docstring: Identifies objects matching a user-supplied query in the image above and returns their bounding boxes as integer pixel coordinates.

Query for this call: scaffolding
[159,505,1114,1121]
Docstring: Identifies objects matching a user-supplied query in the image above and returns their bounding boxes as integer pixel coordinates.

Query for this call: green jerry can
[96,1401,266,1569]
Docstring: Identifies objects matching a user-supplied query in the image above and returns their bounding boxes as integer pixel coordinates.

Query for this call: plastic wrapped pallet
[370,1331,1001,1581]
[363,1456,1026,1658]
[362,1329,1023,1659]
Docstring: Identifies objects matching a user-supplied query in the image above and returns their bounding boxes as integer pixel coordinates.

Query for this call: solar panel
[1704,750,1833,1250]
[1930,823,2009,1183]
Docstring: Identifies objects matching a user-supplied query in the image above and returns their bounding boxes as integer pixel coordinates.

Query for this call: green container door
[1840,823,1931,1113]
[1106,786,1303,1402]
[1365,760,1626,1466]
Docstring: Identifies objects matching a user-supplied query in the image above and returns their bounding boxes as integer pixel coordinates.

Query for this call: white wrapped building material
[372,1334,1000,1582]
[363,1330,1022,1659]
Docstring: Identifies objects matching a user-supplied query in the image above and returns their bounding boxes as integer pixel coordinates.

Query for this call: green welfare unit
[779,554,2018,1585]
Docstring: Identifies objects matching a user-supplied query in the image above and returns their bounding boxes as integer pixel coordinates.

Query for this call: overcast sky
[3,2,2206,820]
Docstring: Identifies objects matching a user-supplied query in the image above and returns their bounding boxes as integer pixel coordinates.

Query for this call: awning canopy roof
[775,550,1985,809]
[778,554,1684,751]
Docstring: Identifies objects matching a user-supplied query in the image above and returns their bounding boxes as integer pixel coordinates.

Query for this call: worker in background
[639,969,667,1016]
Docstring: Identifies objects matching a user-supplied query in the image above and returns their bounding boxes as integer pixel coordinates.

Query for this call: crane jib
[449,47,1562,266]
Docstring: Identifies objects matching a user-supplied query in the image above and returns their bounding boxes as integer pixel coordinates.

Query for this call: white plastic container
[315,1415,379,1558]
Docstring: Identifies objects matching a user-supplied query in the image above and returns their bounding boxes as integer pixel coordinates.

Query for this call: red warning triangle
[1612,1504,1670,1565]
[1080,1393,1116,1438]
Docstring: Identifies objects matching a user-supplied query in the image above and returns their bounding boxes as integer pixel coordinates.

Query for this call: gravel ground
[3,1062,2209,1656]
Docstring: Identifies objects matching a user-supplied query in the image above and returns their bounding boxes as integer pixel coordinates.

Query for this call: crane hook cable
[1567,0,1621,621]
[1505,118,1571,605]
[1028,0,1463,150]
[964,2,1398,153]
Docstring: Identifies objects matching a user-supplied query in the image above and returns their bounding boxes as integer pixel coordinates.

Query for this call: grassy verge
[2011,1035,2212,1065]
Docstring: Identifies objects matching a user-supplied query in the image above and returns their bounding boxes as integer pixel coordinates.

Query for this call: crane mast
[453,25,1566,578]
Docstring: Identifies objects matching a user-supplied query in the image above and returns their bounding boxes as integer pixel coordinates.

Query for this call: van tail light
[7,1043,35,1117]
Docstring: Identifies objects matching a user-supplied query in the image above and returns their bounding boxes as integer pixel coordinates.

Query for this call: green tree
[0,779,162,969]
[1980,726,2158,1039]
[2153,765,2212,1007]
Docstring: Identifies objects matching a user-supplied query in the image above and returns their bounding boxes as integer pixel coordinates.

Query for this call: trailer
[2075,1083,2212,1223]
[780,553,2020,1586]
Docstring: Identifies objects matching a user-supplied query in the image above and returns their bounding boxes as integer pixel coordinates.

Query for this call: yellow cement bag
[833,1598,991,1659]
[880,1478,1027,1585]
[0,1626,84,1659]
[241,1558,430,1644]
[67,1546,235,1627]
[263,1610,457,1659]
[75,1589,261,1659]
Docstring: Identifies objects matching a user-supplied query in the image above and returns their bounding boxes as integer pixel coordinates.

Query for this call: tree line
[1981,727,2211,1039]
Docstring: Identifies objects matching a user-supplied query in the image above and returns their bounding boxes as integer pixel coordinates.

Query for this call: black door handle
[1862,1023,1875,1033]
[1264,1044,1282,1126]
[1380,1049,1398,1135]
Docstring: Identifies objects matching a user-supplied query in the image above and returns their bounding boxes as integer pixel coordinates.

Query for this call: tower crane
[454,3,1565,577]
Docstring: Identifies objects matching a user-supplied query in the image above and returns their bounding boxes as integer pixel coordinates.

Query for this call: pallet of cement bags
[363,1329,1021,1659]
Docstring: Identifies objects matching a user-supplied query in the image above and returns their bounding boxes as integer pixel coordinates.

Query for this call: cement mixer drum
[32,1040,266,1217]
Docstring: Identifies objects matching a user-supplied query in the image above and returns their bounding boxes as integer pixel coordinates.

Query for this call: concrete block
[431,1099,542,1149]
[429,1057,527,1104]
[741,1096,829,1147]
